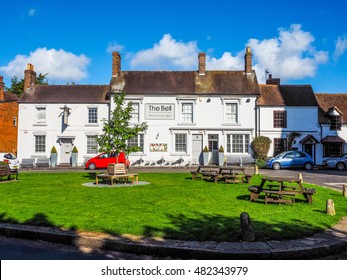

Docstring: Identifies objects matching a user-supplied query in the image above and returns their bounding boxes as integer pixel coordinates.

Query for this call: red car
[85,152,130,170]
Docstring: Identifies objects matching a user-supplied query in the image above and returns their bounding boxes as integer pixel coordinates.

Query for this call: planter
[50,153,58,167]
[71,153,78,167]
[203,152,209,165]
[218,153,225,166]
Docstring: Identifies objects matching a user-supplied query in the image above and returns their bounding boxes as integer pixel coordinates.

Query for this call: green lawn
[0,172,346,242]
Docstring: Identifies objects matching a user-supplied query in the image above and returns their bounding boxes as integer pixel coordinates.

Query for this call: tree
[97,91,148,158]
[251,136,271,160]
[5,73,48,97]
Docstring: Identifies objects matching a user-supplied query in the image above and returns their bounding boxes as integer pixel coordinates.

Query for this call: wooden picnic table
[248,175,316,204]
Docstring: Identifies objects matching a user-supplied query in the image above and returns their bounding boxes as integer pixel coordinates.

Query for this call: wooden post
[343,184,347,197]
[326,199,336,216]
[240,212,255,242]
[254,165,259,175]
[298,173,303,182]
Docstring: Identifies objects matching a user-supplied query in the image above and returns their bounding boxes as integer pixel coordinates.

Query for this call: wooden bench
[0,162,18,180]
[218,166,252,184]
[96,163,138,186]
[263,190,296,205]
[191,165,220,181]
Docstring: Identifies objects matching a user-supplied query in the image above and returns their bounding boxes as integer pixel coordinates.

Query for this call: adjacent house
[0,76,18,155]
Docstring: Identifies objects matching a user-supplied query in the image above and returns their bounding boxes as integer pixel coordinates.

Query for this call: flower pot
[71,153,78,167]
[218,153,225,166]
[203,152,209,165]
[50,153,57,167]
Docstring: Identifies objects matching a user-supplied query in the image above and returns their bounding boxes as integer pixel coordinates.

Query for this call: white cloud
[0,48,90,82]
[247,24,328,82]
[28,9,37,16]
[130,34,199,70]
[333,35,347,61]
[106,41,124,53]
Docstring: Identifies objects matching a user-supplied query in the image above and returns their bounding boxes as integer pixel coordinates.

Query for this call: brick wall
[0,101,18,154]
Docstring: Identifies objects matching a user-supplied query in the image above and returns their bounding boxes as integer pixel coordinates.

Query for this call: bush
[218,145,224,153]
[203,146,209,152]
[50,146,57,153]
[255,158,267,168]
[251,136,271,160]
[72,146,78,153]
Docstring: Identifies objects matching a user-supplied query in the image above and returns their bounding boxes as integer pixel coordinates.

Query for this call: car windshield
[4,153,17,160]
[274,152,287,158]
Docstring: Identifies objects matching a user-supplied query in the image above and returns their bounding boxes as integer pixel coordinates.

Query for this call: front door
[304,144,314,163]
[192,134,203,164]
[60,139,73,164]
[208,134,219,164]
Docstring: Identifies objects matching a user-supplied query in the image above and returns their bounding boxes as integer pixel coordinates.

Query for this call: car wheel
[272,162,281,170]
[88,163,96,170]
[336,162,345,171]
[304,162,313,170]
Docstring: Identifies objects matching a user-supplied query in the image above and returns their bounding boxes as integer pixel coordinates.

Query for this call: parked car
[266,151,314,170]
[322,153,347,171]
[0,153,21,171]
[85,152,130,170]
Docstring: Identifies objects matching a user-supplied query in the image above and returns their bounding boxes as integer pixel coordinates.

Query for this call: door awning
[299,134,320,144]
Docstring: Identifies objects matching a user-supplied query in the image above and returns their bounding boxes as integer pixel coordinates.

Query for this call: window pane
[130,103,139,123]
[226,103,237,123]
[273,111,287,128]
[330,116,341,131]
[87,136,98,154]
[35,136,46,153]
[88,108,98,124]
[232,135,243,153]
[175,134,187,152]
[274,138,287,155]
[128,134,144,152]
[181,103,193,122]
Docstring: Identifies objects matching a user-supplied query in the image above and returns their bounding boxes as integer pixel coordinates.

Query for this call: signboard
[150,143,168,152]
[145,103,175,120]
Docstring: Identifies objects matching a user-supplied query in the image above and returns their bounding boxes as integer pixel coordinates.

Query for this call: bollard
[326,199,336,216]
[254,165,259,175]
[343,184,347,197]
[240,212,255,242]
[298,173,303,182]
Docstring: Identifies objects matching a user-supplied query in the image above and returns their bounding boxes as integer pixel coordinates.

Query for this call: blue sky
[1,0,346,93]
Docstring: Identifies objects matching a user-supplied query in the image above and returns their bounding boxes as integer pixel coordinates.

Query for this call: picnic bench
[0,162,18,180]
[96,163,138,186]
[218,166,252,184]
[191,165,220,181]
[248,175,316,204]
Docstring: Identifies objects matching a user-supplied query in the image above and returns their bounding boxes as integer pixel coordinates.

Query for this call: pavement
[1,166,347,259]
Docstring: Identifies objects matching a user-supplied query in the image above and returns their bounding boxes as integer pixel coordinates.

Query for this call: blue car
[266,151,314,170]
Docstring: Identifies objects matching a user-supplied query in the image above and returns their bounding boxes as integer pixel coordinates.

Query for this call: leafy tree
[97,91,148,158]
[251,136,271,160]
[5,73,48,97]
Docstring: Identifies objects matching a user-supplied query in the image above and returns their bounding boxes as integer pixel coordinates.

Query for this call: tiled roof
[315,93,347,124]
[1,92,19,102]
[321,135,345,143]
[258,84,318,106]
[110,70,260,95]
[18,85,110,103]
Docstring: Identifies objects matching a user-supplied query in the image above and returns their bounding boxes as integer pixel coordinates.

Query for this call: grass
[0,172,346,242]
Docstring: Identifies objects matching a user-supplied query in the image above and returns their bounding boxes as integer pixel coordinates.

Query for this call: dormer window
[328,107,342,131]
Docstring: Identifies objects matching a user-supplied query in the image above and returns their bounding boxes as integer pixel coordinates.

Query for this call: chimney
[112,52,121,77]
[0,76,4,100]
[198,52,206,75]
[244,46,252,75]
[24,63,36,89]
[266,74,281,85]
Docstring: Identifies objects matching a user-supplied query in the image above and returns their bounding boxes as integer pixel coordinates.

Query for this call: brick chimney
[244,46,252,75]
[198,52,206,75]
[0,76,4,100]
[266,74,281,85]
[112,52,121,77]
[24,63,36,89]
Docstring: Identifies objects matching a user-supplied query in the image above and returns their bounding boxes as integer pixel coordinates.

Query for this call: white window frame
[86,135,98,155]
[34,135,46,153]
[226,134,249,154]
[225,103,238,124]
[174,133,187,153]
[181,103,193,123]
[130,102,140,123]
[88,107,98,124]
[176,98,197,125]
[127,134,144,153]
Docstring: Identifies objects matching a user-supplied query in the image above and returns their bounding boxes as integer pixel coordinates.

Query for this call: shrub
[50,146,57,153]
[251,136,271,160]
[218,145,224,153]
[203,146,209,152]
[255,158,267,168]
[72,146,78,153]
